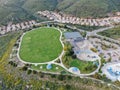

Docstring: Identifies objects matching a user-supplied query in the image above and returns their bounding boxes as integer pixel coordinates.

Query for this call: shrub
[27,69,32,75]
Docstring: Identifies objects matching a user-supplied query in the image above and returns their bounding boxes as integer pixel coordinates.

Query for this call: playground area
[69,67,80,74]
[102,62,120,81]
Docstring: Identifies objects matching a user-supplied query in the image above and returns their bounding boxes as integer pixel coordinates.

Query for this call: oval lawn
[19,27,63,63]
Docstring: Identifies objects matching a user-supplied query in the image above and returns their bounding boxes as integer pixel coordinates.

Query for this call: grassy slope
[0,0,35,25]
[98,26,120,40]
[22,0,120,18]
[69,59,97,74]
[19,27,63,63]
[63,57,97,74]
[31,64,66,73]
[0,0,57,25]
[22,0,58,13]
[0,31,21,58]
[57,0,120,17]
[0,0,120,25]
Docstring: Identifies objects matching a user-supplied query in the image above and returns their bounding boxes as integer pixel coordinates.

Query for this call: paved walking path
[7,20,120,78]
[2,20,120,88]
[17,27,64,64]
[16,26,102,76]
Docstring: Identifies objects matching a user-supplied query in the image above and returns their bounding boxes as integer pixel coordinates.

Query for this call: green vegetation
[91,48,98,53]
[63,58,97,74]
[98,26,120,40]
[114,81,120,88]
[0,0,120,25]
[0,0,56,25]
[62,43,97,74]
[0,31,22,58]
[57,0,120,18]
[19,27,63,63]
[22,0,57,12]
[0,29,119,90]
[31,64,67,73]
[66,23,103,31]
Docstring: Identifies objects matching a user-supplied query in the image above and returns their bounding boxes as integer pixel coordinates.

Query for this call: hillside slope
[57,0,120,17]
[22,0,58,12]
[0,0,120,25]
[0,0,57,25]
[0,0,35,25]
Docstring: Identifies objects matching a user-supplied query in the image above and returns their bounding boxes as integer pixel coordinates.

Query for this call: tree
[40,72,44,78]
[22,66,28,71]
[27,69,32,75]
[82,31,87,37]
[72,54,76,59]
[90,48,98,53]
[67,75,72,80]
[93,73,101,79]
[65,84,71,90]
[50,74,56,78]
[58,75,66,81]
[32,70,37,74]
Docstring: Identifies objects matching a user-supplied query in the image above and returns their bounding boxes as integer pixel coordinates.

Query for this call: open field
[62,56,97,74]
[69,59,97,74]
[19,27,63,63]
[98,26,120,40]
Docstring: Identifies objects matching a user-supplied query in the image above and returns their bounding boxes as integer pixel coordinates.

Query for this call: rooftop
[64,32,82,39]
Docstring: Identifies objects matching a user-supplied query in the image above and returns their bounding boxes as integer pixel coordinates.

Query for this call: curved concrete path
[17,27,64,64]
[16,27,101,77]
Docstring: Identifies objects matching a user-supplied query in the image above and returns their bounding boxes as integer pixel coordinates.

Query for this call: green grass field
[69,59,97,74]
[19,27,63,63]
[62,56,98,74]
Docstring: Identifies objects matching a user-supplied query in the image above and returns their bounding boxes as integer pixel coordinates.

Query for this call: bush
[51,74,56,78]
[56,59,61,63]
[58,75,66,81]
[33,70,37,74]
[90,48,97,53]
[27,69,32,75]
[40,72,44,78]
[22,66,28,71]
[67,75,72,80]
[72,54,76,59]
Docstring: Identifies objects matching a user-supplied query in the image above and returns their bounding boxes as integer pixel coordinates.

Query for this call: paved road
[66,25,120,44]
[15,26,102,77]
[87,26,114,36]
[66,25,85,32]
[5,21,120,88]
[8,21,120,77]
